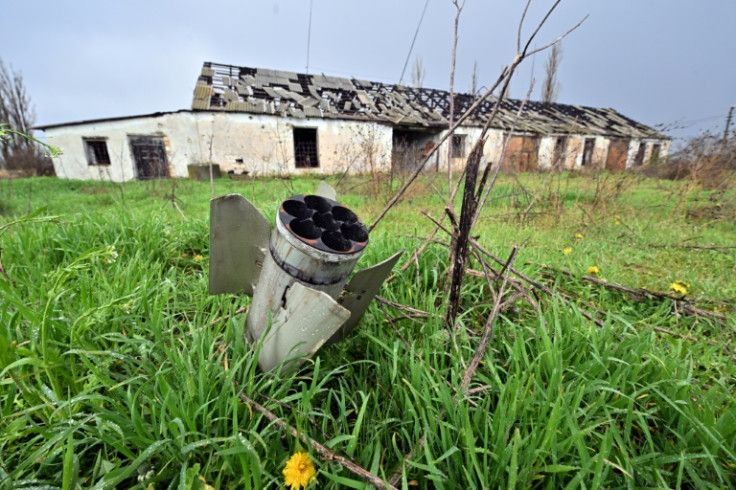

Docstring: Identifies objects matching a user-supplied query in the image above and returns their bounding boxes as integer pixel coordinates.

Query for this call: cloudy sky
[2,0,734,146]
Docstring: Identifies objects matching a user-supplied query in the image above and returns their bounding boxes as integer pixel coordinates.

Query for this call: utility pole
[723,106,734,145]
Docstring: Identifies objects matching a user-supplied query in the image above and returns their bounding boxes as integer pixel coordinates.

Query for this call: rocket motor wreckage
[208,182,402,371]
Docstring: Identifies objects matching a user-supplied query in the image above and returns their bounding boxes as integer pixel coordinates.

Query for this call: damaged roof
[193,62,666,140]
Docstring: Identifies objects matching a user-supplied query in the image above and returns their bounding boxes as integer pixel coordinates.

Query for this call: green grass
[1,172,734,488]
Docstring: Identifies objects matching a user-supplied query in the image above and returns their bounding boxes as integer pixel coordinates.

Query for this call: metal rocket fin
[329,249,404,343]
[316,181,337,201]
[259,282,351,371]
[209,193,270,295]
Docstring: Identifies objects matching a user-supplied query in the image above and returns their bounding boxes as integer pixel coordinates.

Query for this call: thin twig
[209,306,249,326]
[171,197,188,221]
[540,263,730,325]
[470,238,605,327]
[368,66,513,231]
[238,392,398,490]
[648,243,736,252]
[472,82,535,228]
[447,0,466,194]
[460,247,518,392]
[375,295,435,318]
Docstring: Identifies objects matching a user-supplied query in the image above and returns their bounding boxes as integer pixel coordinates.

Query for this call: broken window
[451,134,466,158]
[84,138,111,165]
[293,127,319,168]
[581,138,595,166]
[129,135,169,179]
[650,143,661,163]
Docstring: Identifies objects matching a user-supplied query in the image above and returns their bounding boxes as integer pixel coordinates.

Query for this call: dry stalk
[459,247,518,392]
[209,305,249,326]
[447,141,486,327]
[238,392,398,490]
[447,0,466,193]
[469,237,606,327]
[538,263,730,326]
[375,295,434,318]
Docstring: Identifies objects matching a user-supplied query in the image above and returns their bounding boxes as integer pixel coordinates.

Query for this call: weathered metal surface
[329,249,404,343]
[245,195,367,349]
[316,181,337,201]
[258,282,350,372]
[278,194,368,254]
[209,194,270,295]
[209,186,401,370]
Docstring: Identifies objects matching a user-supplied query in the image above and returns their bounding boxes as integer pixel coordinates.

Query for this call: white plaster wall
[434,128,505,173]
[568,137,585,168]
[44,112,395,180]
[538,137,556,169]
[44,112,201,182]
[625,140,641,169]
[192,113,394,176]
[44,110,672,181]
[593,136,609,168]
[625,139,670,168]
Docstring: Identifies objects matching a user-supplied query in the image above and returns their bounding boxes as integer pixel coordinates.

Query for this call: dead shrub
[639,130,735,190]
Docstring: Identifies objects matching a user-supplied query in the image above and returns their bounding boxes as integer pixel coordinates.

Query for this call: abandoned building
[38,61,669,181]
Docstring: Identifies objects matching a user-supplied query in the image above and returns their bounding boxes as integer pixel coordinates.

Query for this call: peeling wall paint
[41,109,671,182]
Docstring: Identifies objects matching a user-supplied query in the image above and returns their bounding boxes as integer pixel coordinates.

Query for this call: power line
[399,0,430,85]
[306,0,314,74]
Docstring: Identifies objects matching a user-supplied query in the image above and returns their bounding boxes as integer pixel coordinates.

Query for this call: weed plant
[1,173,734,488]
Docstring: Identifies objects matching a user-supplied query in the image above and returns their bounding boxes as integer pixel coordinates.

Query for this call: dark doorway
[633,142,646,166]
[605,138,630,171]
[552,136,567,170]
[650,143,661,164]
[392,129,439,173]
[130,136,169,179]
[581,138,595,167]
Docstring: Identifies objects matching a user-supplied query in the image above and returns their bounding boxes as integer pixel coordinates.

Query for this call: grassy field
[0,171,735,488]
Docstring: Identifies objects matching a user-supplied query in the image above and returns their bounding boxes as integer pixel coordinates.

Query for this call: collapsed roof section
[193,62,665,139]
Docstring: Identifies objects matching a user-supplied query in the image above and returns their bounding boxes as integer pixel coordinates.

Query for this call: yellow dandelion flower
[283,451,316,490]
[670,282,687,296]
[674,279,690,289]
[575,233,584,240]
[587,266,599,275]
[563,247,572,255]
[193,254,204,262]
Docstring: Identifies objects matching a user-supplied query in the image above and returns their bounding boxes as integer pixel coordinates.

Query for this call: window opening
[84,138,111,165]
[129,135,169,179]
[451,134,466,158]
[293,128,319,168]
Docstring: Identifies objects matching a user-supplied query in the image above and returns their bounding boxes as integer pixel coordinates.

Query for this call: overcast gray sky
[2,0,734,146]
